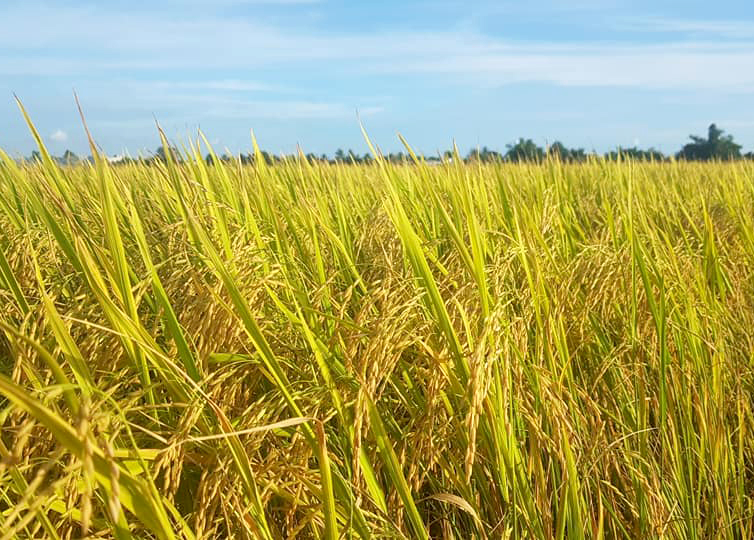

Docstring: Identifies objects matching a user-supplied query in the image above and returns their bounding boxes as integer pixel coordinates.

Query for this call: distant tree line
[485,124,750,163]
[27,123,754,166]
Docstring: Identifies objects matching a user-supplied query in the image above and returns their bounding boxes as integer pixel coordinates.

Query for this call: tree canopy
[505,138,546,163]
[677,124,742,161]
[548,141,587,163]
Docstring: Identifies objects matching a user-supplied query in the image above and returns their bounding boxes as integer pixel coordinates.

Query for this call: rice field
[2,107,754,539]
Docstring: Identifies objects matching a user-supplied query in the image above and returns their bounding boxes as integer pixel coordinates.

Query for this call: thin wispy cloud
[72,81,385,120]
[384,42,754,90]
[203,99,383,120]
[616,17,754,39]
[147,80,283,93]
[1,4,753,92]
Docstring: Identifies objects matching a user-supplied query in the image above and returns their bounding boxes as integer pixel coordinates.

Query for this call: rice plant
[1,104,754,538]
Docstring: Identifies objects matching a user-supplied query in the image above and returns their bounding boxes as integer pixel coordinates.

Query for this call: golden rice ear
[0,374,179,539]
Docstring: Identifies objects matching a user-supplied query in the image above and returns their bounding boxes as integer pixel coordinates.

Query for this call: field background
[1,119,754,539]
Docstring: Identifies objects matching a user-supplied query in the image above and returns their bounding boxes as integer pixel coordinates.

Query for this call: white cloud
[1,3,754,94]
[202,99,383,120]
[75,83,385,121]
[81,102,384,126]
[63,75,386,122]
[381,43,754,91]
[131,80,264,90]
[150,80,288,93]
[615,17,754,39]
[5,40,753,94]
[195,80,278,92]
[50,129,68,142]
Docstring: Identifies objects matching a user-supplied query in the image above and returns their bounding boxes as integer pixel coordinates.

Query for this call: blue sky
[2,0,754,157]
